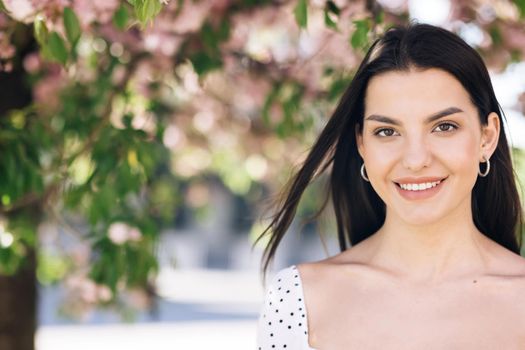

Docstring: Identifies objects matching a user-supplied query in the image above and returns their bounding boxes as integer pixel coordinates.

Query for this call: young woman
[255,23,525,349]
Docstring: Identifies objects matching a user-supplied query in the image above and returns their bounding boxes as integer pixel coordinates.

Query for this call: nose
[401,137,432,172]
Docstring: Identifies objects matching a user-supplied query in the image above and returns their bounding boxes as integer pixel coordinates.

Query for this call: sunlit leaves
[514,0,525,18]
[190,51,223,76]
[34,8,82,66]
[489,25,503,46]
[33,16,49,51]
[47,32,68,65]
[512,147,525,198]
[68,155,95,186]
[113,4,129,30]
[0,215,37,275]
[324,1,340,30]
[63,7,81,48]
[130,0,163,28]
[262,82,309,139]
[89,222,158,294]
[189,19,230,76]
[323,66,353,101]
[511,147,525,255]
[0,114,44,208]
[294,0,308,28]
[350,19,371,50]
[37,252,70,285]
[149,176,180,224]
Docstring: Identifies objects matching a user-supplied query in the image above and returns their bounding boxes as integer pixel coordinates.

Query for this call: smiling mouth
[394,176,448,192]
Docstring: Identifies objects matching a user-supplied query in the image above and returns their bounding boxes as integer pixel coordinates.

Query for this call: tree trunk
[0,248,37,350]
[0,23,39,350]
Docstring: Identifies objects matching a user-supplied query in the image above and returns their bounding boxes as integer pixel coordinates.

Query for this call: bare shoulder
[487,239,525,277]
[486,243,525,310]
[295,240,374,286]
[499,251,525,320]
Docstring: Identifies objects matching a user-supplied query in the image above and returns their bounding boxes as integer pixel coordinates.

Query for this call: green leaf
[63,7,81,47]
[328,76,352,101]
[47,32,68,65]
[201,22,216,49]
[324,8,337,29]
[0,0,6,12]
[262,84,281,126]
[294,0,308,28]
[199,19,230,55]
[514,0,525,18]
[326,0,340,15]
[33,17,49,46]
[489,25,502,46]
[217,18,230,42]
[324,1,341,29]
[375,9,384,24]
[350,19,370,50]
[113,4,129,30]
[134,0,163,27]
[189,51,222,76]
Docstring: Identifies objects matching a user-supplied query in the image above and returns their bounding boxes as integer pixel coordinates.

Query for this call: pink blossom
[127,227,142,242]
[97,284,113,302]
[65,274,113,304]
[3,0,35,22]
[72,0,119,28]
[0,42,15,59]
[33,71,67,112]
[0,13,10,27]
[164,0,211,34]
[108,222,143,245]
[125,288,152,310]
[107,222,129,244]
[23,52,42,73]
[31,0,69,21]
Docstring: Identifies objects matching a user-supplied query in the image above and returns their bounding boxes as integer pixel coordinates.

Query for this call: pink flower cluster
[3,0,119,27]
[107,222,142,245]
[72,0,120,29]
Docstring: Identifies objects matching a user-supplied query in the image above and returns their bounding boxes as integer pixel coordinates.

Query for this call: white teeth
[399,180,441,191]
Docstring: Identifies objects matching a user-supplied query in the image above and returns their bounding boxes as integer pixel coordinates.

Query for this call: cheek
[434,135,479,173]
[362,145,398,191]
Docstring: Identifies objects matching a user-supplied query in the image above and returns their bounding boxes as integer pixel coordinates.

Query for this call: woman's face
[356,68,499,226]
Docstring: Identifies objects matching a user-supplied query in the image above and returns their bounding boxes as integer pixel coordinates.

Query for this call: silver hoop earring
[478,155,490,177]
[360,163,370,182]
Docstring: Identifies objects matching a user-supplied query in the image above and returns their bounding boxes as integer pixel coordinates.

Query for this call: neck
[368,202,492,285]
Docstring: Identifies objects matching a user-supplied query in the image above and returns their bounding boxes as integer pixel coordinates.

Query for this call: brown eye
[434,123,458,132]
[374,128,397,137]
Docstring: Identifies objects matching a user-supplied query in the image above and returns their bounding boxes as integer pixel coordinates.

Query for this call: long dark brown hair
[252,22,524,284]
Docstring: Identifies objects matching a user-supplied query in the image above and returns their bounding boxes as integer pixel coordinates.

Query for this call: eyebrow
[365,107,464,126]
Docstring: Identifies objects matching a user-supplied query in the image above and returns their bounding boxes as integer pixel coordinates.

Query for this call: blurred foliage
[0,0,524,322]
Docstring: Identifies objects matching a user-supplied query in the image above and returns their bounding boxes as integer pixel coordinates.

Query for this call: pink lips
[394,177,447,201]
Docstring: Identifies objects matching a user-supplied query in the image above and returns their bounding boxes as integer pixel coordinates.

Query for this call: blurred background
[0,0,524,349]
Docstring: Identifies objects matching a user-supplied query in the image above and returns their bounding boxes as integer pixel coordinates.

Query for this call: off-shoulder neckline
[289,264,318,350]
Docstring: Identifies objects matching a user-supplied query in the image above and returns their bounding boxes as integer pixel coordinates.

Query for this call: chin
[395,208,445,226]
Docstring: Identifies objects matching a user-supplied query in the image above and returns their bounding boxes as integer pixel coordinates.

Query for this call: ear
[480,112,500,161]
[355,123,364,159]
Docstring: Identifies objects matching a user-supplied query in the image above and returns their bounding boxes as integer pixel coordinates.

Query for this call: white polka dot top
[256,264,318,350]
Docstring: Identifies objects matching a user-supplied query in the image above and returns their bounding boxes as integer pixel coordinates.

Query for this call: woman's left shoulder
[496,246,525,276]
[494,249,525,293]
[483,241,525,288]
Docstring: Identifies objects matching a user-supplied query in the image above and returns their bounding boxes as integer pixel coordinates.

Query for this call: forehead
[364,68,475,119]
